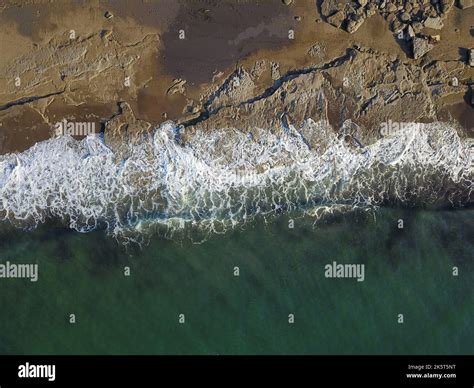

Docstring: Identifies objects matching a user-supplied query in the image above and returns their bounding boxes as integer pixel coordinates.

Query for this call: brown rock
[387,3,398,12]
[391,18,403,32]
[412,22,424,32]
[412,36,434,59]
[327,11,345,28]
[347,17,365,33]
[366,3,377,15]
[424,17,444,29]
[439,0,455,13]
[458,0,473,8]
[400,12,411,23]
[321,0,341,16]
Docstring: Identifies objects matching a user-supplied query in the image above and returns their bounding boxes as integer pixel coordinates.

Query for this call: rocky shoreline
[0,0,472,154]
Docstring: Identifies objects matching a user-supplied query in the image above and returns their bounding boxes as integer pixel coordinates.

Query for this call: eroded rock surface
[0,0,472,154]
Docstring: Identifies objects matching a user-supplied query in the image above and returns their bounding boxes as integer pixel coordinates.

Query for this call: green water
[0,208,472,355]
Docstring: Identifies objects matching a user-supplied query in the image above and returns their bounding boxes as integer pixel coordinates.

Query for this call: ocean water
[0,119,472,354]
[0,208,472,355]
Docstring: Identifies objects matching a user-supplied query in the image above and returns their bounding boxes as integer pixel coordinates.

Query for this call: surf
[0,119,472,243]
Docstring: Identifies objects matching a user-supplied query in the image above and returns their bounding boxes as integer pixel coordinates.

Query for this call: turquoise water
[0,208,472,355]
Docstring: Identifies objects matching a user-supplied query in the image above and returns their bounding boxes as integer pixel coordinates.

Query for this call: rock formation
[0,0,472,154]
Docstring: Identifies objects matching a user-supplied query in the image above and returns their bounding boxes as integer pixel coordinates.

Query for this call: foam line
[0,120,472,243]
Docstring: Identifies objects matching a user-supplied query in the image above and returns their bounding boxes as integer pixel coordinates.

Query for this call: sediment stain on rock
[159,0,293,85]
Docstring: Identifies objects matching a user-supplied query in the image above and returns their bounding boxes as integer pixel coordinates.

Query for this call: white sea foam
[0,120,472,243]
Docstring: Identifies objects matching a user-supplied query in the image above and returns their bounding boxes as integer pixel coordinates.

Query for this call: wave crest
[0,119,472,242]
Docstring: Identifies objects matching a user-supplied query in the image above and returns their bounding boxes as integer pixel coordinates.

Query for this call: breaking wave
[0,119,472,243]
